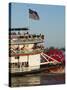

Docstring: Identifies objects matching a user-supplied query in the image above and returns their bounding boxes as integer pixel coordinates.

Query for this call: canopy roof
[9,27,29,31]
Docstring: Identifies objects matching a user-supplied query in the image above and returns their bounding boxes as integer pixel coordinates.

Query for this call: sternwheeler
[9,27,64,77]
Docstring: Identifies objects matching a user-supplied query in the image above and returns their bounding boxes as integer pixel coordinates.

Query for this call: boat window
[15,56,19,59]
[22,62,28,67]
[11,63,19,68]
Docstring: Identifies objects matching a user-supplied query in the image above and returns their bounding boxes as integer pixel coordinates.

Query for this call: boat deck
[9,63,63,77]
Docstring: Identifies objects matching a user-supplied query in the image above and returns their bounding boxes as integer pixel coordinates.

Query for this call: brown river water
[11,68,65,87]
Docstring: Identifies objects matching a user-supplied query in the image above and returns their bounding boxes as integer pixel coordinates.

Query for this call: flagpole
[28,9,30,30]
[29,10,30,30]
[28,9,39,31]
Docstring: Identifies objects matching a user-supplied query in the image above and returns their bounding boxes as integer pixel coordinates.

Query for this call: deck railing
[9,65,40,73]
[10,48,44,55]
[11,38,44,44]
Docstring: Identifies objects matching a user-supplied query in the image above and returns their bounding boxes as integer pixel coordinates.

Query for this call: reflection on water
[11,72,65,87]
[40,73,65,85]
[11,74,40,87]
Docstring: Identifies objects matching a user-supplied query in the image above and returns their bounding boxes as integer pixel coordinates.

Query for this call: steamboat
[9,28,64,77]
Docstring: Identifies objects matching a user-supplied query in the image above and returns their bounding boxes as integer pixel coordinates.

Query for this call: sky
[10,3,65,48]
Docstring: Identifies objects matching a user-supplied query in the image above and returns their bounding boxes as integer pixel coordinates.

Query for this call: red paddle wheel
[46,49,65,63]
[41,48,65,64]
[41,49,65,73]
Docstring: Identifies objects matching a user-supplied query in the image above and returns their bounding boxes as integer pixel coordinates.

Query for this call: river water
[11,72,65,87]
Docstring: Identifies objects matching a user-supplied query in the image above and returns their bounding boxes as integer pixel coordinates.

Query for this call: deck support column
[20,62,22,72]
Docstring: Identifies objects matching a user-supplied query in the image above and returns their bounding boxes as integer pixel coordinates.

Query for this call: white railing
[41,52,60,64]
[11,39,44,44]
[9,67,30,73]
[9,65,40,73]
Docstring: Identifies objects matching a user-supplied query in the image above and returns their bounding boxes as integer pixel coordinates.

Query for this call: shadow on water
[40,72,65,85]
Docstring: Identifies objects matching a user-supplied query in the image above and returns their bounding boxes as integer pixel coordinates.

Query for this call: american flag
[29,9,39,20]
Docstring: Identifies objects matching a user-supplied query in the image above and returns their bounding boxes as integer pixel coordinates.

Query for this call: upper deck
[10,33,44,44]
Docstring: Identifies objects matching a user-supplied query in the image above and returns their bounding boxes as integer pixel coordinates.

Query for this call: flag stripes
[29,9,39,20]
